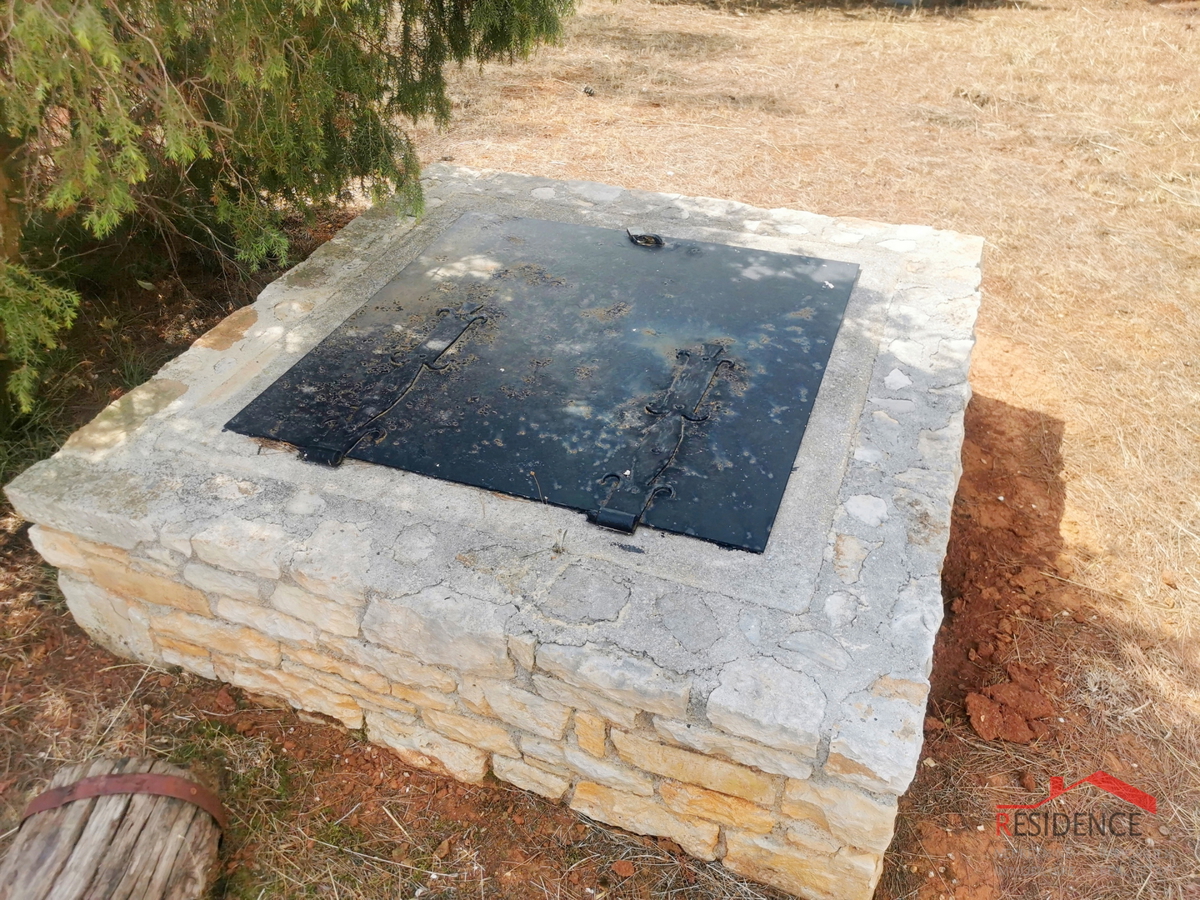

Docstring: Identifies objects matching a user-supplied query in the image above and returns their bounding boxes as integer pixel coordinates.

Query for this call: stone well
[5,166,982,900]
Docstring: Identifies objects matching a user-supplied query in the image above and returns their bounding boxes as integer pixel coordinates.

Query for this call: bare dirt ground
[2,0,1199,897]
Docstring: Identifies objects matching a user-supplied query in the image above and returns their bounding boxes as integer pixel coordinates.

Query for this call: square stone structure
[5,167,982,900]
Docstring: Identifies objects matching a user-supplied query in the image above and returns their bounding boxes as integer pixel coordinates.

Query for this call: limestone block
[659,781,775,834]
[362,587,514,677]
[320,635,457,692]
[151,610,281,666]
[706,658,825,758]
[482,681,571,740]
[193,515,288,579]
[59,573,158,664]
[388,681,455,712]
[610,730,776,806]
[284,646,391,694]
[86,555,210,616]
[279,661,414,714]
[782,779,898,853]
[290,520,371,604]
[521,736,653,796]
[652,717,813,780]
[157,637,216,680]
[723,832,879,900]
[532,675,637,729]
[493,756,570,801]
[571,782,719,861]
[366,711,490,783]
[28,525,90,571]
[184,562,262,603]
[507,633,536,671]
[825,692,924,795]
[216,596,317,645]
[272,583,360,638]
[536,643,690,718]
[423,709,519,757]
[574,712,607,757]
[456,676,494,716]
[214,656,362,728]
[60,379,187,453]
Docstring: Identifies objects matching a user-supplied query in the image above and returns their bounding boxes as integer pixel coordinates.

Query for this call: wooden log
[0,758,222,900]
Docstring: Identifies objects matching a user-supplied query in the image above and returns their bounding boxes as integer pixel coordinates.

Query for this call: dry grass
[410,0,1200,896]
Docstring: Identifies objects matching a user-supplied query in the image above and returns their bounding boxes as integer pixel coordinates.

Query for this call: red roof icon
[996,771,1156,814]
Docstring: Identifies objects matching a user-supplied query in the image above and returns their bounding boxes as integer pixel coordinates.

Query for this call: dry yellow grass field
[410,0,1200,895]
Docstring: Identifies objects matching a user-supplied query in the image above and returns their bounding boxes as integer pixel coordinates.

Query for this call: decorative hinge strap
[589,343,733,534]
[299,303,486,466]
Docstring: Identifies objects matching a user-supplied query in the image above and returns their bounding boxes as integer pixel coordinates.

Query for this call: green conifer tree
[0,0,570,412]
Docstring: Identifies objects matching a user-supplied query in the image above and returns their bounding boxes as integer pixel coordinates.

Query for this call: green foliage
[0,260,79,409]
[0,0,571,410]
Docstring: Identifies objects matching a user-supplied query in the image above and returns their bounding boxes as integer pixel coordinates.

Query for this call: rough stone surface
[272,583,360,637]
[216,596,316,645]
[5,166,981,900]
[367,711,490,783]
[363,587,514,677]
[825,692,925,795]
[493,756,570,800]
[193,515,287,579]
[184,562,262,602]
[536,643,690,718]
[652,718,813,780]
[782,778,898,853]
[571,783,720,862]
[423,709,519,757]
[59,573,159,663]
[574,712,608,757]
[213,657,362,728]
[724,832,879,900]
[611,730,776,805]
[87,555,210,616]
[481,681,571,740]
[706,658,825,758]
[659,781,775,833]
[522,736,654,796]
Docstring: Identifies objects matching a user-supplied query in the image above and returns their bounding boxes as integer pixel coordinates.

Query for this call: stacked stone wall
[32,520,900,900]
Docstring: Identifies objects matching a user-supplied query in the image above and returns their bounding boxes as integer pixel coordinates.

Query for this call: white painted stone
[531,187,556,200]
[192,515,287,579]
[536,643,690,718]
[883,368,912,390]
[707,658,825,758]
[877,239,917,253]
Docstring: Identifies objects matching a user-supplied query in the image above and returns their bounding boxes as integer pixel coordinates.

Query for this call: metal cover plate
[225,213,859,552]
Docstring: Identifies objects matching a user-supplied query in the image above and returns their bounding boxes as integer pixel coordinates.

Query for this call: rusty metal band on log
[22,773,228,830]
